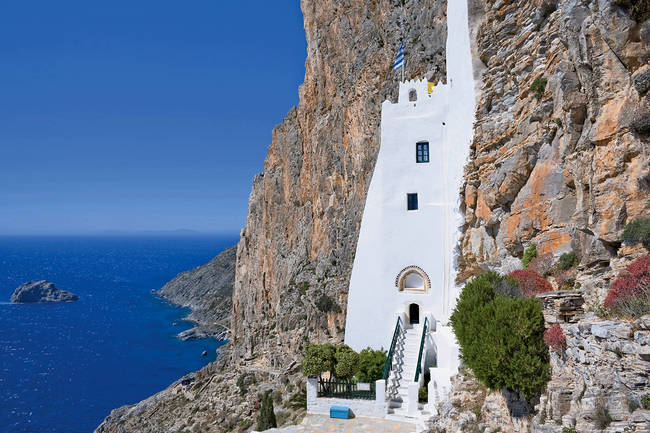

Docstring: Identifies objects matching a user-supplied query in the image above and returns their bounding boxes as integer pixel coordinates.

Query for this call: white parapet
[375,379,386,404]
[407,382,420,416]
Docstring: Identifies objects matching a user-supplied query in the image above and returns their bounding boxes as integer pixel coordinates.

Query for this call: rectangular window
[416,142,429,163]
[407,193,418,211]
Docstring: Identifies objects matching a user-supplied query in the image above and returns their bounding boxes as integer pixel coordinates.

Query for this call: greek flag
[393,41,405,71]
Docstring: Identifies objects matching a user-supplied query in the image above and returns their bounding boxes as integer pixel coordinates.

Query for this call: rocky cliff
[156,244,237,341]
[96,0,650,432]
[460,0,649,307]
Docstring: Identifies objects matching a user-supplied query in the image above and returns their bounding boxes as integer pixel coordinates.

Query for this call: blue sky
[0,1,306,235]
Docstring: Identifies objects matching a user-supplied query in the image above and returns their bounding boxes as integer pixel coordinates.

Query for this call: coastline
[155,244,237,342]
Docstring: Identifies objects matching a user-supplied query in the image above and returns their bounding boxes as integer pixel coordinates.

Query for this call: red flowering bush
[509,269,553,297]
[544,324,567,353]
[603,256,650,317]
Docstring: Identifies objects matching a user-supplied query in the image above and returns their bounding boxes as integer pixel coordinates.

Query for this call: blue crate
[329,405,351,419]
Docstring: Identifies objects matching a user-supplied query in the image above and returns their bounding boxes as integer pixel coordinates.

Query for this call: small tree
[357,347,387,382]
[334,345,360,380]
[522,243,538,268]
[257,391,277,430]
[451,272,550,401]
[301,344,335,378]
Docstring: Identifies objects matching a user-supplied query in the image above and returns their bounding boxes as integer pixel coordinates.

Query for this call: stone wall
[536,290,585,324]
[534,314,650,432]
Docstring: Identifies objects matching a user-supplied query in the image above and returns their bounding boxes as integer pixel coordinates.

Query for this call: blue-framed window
[416,142,429,163]
[407,193,418,211]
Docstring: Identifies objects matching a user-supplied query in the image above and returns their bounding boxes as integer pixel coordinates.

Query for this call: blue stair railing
[414,316,429,383]
[382,317,403,380]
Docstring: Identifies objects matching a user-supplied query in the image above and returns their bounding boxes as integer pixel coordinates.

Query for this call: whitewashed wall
[344,0,476,396]
[305,378,388,418]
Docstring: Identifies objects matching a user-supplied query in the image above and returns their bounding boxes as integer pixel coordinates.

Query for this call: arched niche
[395,265,430,293]
[408,88,417,102]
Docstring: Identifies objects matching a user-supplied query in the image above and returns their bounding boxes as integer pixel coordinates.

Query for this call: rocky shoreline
[156,244,237,341]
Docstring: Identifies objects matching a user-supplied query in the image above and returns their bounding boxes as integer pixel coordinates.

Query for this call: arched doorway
[395,265,431,293]
[409,303,420,325]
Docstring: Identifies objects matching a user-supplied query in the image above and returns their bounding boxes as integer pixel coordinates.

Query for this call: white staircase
[386,324,423,418]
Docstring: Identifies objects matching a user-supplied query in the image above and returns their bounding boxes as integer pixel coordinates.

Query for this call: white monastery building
[342,0,477,420]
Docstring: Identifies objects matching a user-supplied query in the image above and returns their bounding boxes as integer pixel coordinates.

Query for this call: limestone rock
[10,280,78,303]
[632,65,650,95]
[458,0,650,295]
[156,244,237,341]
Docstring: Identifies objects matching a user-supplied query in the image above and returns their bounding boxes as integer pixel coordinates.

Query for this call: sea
[0,235,237,433]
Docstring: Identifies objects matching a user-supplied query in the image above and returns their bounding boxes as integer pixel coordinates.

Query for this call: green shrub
[616,0,650,22]
[642,394,650,410]
[419,386,428,403]
[522,243,538,269]
[530,77,548,99]
[356,347,387,383]
[334,345,360,380]
[450,272,550,400]
[315,293,341,313]
[257,391,277,430]
[301,344,335,378]
[557,251,578,271]
[554,118,563,128]
[562,428,577,433]
[622,218,650,247]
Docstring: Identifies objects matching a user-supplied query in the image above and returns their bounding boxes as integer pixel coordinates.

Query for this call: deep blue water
[0,235,237,433]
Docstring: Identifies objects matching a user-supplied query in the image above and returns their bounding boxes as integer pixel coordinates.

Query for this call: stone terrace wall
[534,314,650,432]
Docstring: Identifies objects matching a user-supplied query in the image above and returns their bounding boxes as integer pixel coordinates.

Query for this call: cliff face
[230,0,448,364]
[460,0,650,306]
[157,244,237,341]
